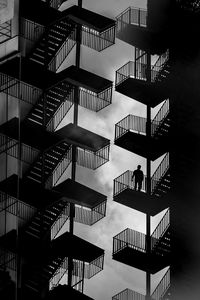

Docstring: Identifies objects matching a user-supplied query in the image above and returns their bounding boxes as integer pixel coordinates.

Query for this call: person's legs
[134,180,138,190]
[138,181,142,191]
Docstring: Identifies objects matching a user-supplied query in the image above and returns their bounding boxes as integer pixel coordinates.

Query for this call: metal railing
[0,191,36,222]
[0,73,43,105]
[79,85,112,112]
[151,100,170,136]
[84,254,104,279]
[151,153,169,194]
[0,133,40,164]
[116,6,147,32]
[113,170,147,197]
[151,51,169,82]
[51,204,70,240]
[20,18,45,42]
[77,144,110,170]
[115,114,146,140]
[50,257,68,289]
[116,50,169,86]
[82,25,116,52]
[47,88,74,132]
[113,228,146,255]
[48,27,77,72]
[46,146,72,189]
[151,209,170,252]
[112,288,146,300]
[151,268,170,300]
[0,247,16,271]
[74,200,106,226]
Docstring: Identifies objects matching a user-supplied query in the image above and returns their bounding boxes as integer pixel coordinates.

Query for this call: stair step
[29,57,44,65]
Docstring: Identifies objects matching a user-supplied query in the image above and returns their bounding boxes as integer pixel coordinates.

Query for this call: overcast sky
[57,1,167,299]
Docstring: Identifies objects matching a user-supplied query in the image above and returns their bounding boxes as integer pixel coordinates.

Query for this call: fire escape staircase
[116,6,168,54]
[112,209,170,274]
[28,17,76,70]
[114,99,170,160]
[113,152,170,216]
[151,268,170,300]
[22,200,69,240]
[115,50,171,107]
[21,0,77,72]
[26,81,74,131]
[20,231,105,296]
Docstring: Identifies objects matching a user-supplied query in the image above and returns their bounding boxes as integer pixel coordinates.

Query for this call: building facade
[0,0,116,299]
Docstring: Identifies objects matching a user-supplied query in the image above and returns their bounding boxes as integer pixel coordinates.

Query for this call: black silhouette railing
[77,144,110,170]
[115,114,146,140]
[74,200,107,226]
[45,145,72,189]
[151,209,170,252]
[51,205,70,239]
[112,288,146,300]
[115,101,170,141]
[0,73,43,105]
[113,153,170,199]
[48,26,77,72]
[82,24,116,52]
[113,170,147,196]
[115,50,169,86]
[0,133,40,164]
[116,6,147,33]
[151,268,170,300]
[0,247,17,271]
[20,18,45,42]
[151,153,169,194]
[0,190,36,223]
[50,257,69,290]
[113,228,146,255]
[151,100,169,136]
[79,86,112,112]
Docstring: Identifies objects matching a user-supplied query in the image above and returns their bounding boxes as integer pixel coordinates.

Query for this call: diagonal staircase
[26,81,74,128]
[151,99,170,140]
[29,17,76,68]
[151,50,170,83]
[151,268,170,300]
[23,200,69,240]
[151,209,170,258]
[23,255,64,294]
[25,141,70,184]
[151,153,171,198]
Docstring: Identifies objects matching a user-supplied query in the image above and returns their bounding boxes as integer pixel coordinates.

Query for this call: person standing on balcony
[131,165,144,191]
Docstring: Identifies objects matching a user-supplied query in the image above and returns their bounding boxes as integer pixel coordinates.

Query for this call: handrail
[113,228,146,254]
[151,153,169,193]
[115,114,147,140]
[151,99,170,136]
[151,268,170,300]
[112,288,146,300]
[151,208,170,251]
[51,204,69,239]
[113,170,147,197]
[116,6,147,27]
[48,25,77,71]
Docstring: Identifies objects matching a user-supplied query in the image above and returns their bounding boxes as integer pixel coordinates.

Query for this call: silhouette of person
[131,165,144,191]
